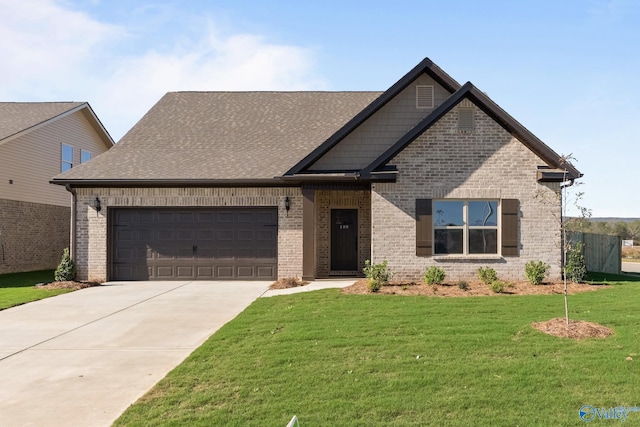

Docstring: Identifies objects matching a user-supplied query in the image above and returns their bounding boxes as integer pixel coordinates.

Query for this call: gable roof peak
[285,58,463,176]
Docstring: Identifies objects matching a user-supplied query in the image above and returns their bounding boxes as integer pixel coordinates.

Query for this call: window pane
[468,201,498,226]
[62,144,73,162]
[433,201,464,226]
[81,150,92,163]
[434,229,463,254]
[469,229,498,254]
[61,162,72,172]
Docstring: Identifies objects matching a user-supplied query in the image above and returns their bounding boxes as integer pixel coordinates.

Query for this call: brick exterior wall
[371,105,562,282]
[315,189,371,277]
[73,187,302,281]
[0,198,70,274]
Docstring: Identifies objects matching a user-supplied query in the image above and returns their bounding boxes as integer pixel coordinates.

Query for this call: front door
[331,209,358,272]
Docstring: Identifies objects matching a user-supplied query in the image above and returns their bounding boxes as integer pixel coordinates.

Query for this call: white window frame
[433,199,500,256]
[61,143,73,172]
[81,149,92,163]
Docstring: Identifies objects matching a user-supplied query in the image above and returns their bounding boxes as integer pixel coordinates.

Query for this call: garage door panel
[237,230,253,241]
[176,266,195,278]
[237,266,254,278]
[197,230,214,240]
[111,208,277,280]
[256,266,275,279]
[156,266,174,279]
[215,266,234,279]
[196,266,214,278]
[217,230,233,241]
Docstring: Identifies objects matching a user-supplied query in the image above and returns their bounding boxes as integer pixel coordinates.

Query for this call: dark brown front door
[331,209,358,271]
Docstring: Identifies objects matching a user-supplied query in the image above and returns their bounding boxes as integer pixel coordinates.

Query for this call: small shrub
[424,266,446,285]
[54,248,76,282]
[368,280,381,293]
[565,242,587,283]
[524,260,550,285]
[363,260,393,292]
[489,280,506,293]
[477,266,498,285]
[457,280,469,291]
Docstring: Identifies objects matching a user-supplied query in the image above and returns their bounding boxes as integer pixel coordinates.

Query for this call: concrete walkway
[0,280,270,427]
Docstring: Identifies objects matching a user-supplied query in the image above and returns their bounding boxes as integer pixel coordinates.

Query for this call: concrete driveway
[622,262,640,274]
[0,280,270,427]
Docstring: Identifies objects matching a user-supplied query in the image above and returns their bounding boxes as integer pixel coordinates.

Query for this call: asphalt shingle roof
[0,102,85,142]
[56,92,381,182]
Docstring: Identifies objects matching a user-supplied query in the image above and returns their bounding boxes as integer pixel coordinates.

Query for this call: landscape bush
[524,260,550,285]
[457,280,469,291]
[363,260,393,292]
[489,280,507,293]
[477,266,498,285]
[565,242,587,283]
[424,266,446,286]
[54,248,76,282]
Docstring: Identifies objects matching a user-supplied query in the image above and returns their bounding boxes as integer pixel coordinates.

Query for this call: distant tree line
[565,218,640,242]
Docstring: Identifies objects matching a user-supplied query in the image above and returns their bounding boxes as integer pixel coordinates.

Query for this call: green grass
[115,275,640,426]
[0,270,70,310]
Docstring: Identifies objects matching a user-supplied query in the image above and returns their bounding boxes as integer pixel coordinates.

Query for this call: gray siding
[309,73,451,171]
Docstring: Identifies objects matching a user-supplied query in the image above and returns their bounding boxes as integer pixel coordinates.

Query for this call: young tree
[559,154,591,326]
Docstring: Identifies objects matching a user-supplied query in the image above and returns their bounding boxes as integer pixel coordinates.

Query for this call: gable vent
[458,107,474,131]
[416,85,434,109]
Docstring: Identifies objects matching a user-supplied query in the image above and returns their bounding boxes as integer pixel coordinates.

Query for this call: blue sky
[1,0,638,217]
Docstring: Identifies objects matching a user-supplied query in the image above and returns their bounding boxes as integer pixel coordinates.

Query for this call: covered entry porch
[301,185,371,279]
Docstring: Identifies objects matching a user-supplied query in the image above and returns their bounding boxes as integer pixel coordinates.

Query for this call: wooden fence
[568,232,621,275]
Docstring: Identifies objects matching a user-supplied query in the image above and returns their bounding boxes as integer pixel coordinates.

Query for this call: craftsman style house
[0,102,113,273]
[52,59,580,282]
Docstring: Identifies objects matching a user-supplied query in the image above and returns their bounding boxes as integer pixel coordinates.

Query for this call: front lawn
[115,274,640,426]
[0,270,70,310]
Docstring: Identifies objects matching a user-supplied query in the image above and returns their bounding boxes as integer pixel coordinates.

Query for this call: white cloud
[0,0,325,140]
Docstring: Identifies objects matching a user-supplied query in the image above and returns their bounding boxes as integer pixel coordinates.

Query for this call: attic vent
[416,85,434,109]
[458,106,475,132]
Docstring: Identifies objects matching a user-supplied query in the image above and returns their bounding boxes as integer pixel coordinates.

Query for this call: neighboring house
[52,58,581,282]
[0,102,114,274]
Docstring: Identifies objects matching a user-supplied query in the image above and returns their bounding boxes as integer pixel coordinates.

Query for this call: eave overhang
[50,178,300,188]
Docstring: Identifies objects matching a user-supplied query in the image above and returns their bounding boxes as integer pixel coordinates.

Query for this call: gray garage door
[111,208,277,280]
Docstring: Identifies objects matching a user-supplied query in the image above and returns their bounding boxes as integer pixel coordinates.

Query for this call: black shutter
[416,199,432,257]
[501,199,519,256]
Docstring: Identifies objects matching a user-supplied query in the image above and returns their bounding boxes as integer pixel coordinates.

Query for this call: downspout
[64,184,77,259]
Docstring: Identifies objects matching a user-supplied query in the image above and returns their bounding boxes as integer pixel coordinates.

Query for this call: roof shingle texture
[58,92,381,181]
[0,102,84,142]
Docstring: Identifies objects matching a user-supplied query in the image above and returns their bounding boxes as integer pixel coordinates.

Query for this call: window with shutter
[416,199,519,257]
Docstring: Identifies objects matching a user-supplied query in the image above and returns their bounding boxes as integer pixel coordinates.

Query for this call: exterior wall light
[91,197,101,212]
[285,196,291,217]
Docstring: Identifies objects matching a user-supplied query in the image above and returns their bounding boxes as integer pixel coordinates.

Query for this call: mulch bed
[341,279,605,297]
[36,281,102,291]
[532,318,613,339]
[269,277,310,290]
